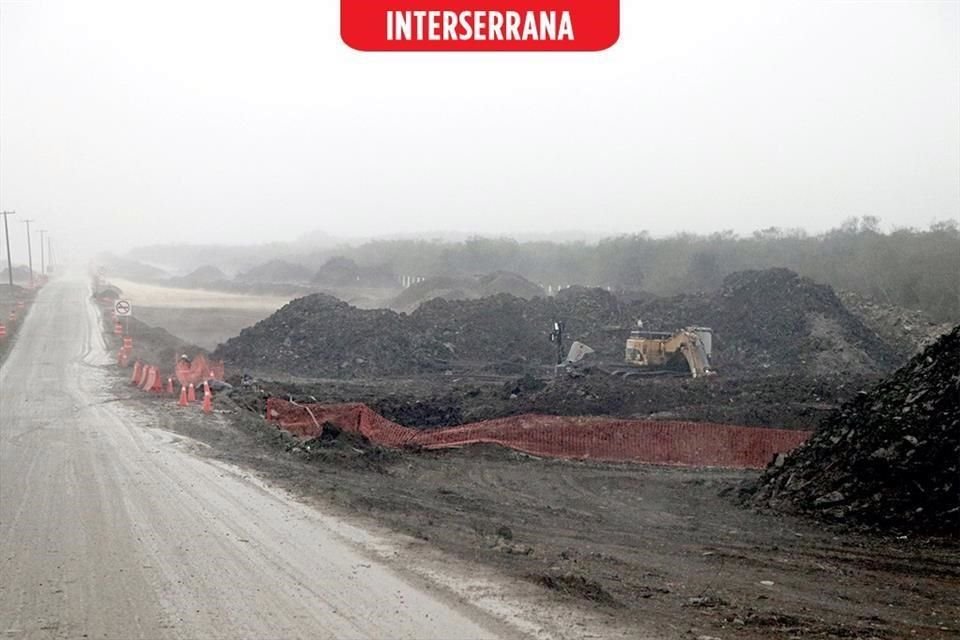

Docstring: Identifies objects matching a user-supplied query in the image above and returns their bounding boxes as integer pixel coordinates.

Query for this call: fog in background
[1,0,958,264]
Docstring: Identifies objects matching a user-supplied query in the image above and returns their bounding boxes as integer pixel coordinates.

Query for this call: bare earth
[108,337,959,636]
[1,278,621,639]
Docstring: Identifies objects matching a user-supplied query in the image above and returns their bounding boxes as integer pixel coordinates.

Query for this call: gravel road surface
[0,278,529,639]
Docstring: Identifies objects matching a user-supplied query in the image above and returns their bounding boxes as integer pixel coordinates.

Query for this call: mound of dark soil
[529,573,620,607]
[629,269,899,374]
[838,290,953,359]
[391,276,477,310]
[215,293,452,377]
[299,422,398,472]
[747,325,960,535]
[216,269,900,379]
[477,271,544,299]
[412,293,553,364]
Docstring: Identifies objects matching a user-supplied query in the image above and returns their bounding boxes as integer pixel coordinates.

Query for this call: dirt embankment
[0,284,36,363]
[234,368,874,431]
[838,290,954,359]
[748,325,960,535]
[216,268,902,381]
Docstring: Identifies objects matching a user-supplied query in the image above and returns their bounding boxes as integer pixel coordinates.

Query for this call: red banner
[341,0,619,51]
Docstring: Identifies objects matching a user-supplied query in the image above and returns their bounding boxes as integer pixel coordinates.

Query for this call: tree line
[336,218,959,322]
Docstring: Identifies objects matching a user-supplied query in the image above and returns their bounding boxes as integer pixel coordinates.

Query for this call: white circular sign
[114,299,132,316]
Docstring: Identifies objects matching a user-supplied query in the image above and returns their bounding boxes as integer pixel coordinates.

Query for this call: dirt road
[0,278,544,639]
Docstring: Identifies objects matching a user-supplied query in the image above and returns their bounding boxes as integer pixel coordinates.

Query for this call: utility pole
[47,235,53,272]
[38,230,47,276]
[1,211,14,287]
[22,219,34,288]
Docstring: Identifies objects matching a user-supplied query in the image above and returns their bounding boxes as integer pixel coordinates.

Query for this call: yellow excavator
[556,320,716,378]
[620,324,715,378]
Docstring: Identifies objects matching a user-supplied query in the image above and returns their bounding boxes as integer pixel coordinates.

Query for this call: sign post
[114,299,132,336]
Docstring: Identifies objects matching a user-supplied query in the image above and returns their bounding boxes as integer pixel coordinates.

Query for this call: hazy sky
[1,0,958,261]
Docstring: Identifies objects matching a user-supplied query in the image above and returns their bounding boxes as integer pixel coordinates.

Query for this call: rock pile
[838,290,953,360]
[215,269,903,379]
[629,269,899,374]
[748,325,959,535]
[215,294,452,377]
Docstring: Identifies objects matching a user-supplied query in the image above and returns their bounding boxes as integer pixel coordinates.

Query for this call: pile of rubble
[748,325,959,535]
[838,290,953,359]
[215,294,452,377]
[215,269,903,379]
[628,269,899,374]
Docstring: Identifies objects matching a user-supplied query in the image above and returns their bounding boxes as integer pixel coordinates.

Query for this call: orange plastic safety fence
[264,399,811,469]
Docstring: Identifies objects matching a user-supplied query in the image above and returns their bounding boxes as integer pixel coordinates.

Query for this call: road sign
[114,299,132,317]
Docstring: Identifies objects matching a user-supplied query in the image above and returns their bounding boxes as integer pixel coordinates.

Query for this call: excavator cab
[624,326,715,378]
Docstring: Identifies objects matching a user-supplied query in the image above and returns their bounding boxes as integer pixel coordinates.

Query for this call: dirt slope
[748,325,960,535]
[216,269,899,379]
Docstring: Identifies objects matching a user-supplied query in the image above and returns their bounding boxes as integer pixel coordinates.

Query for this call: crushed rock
[747,325,960,535]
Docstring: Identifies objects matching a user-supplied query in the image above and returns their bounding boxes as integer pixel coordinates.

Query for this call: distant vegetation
[341,218,960,322]
[126,218,959,321]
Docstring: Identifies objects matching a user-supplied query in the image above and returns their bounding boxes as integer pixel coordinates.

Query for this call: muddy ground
[96,281,960,638]
[113,379,960,640]
[229,367,879,431]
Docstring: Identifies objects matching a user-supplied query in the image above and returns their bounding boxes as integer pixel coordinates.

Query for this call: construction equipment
[622,324,715,378]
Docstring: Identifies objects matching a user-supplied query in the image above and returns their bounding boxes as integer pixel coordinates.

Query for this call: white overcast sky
[1,0,958,261]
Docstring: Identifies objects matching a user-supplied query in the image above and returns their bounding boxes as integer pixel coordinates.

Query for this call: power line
[38,229,47,276]
[21,219,34,288]
[1,211,14,287]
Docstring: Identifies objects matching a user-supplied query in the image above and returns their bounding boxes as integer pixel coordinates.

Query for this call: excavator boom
[623,327,715,378]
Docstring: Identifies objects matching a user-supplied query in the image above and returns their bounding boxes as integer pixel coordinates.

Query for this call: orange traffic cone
[178,385,188,406]
[131,361,142,384]
[0,324,6,340]
[167,378,174,394]
[140,366,155,391]
[201,391,212,414]
[187,383,196,402]
[202,380,210,396]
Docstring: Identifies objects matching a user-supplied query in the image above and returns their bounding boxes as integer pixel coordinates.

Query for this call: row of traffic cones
[130,359,213,414]
[177,380,213,413]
